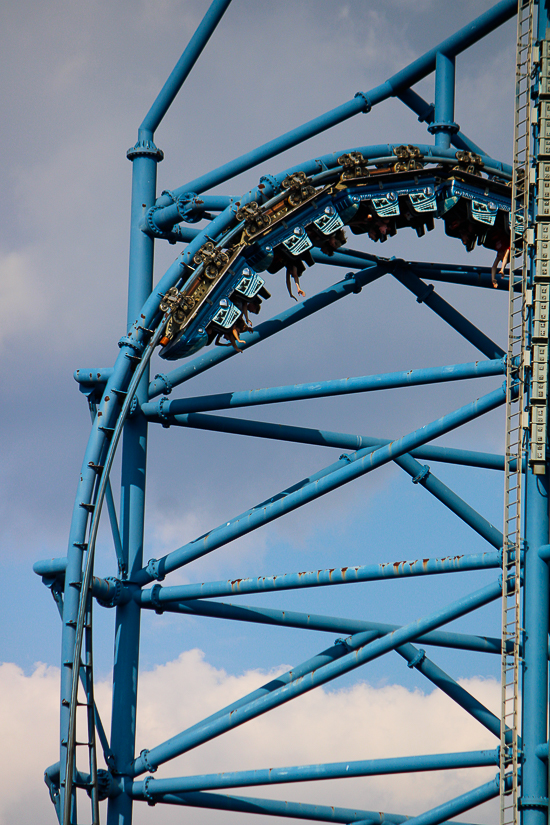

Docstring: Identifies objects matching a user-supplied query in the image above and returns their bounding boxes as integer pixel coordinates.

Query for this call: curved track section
[55,145,512,825]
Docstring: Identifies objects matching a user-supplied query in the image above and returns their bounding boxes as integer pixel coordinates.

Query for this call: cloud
[0,250,50,352]
[0,652,500,825]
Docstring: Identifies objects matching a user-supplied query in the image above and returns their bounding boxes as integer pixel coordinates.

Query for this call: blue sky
[0,1,517,823]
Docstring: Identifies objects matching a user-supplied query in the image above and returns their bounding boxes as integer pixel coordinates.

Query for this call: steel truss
[33,1,550,824]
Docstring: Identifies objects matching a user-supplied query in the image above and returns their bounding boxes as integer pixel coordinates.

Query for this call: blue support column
[521,470,550,822]
[106,148,159,824]
[431,52,458,150]
[150,0,515,207]
[396,86,485,155]
[521,5,550,821]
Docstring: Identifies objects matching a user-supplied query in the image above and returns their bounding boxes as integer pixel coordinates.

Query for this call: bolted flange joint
[146,557,166,581]
[118,335,145,354]
[143,775,157,805]
[416,283,435,304]
[158,396,171,428]
[259,174,283,197]
[97,769,118,800]
[519,796,549,811]
[150,583,164,614]
[95,576,130,608]
[412,465,430,485]
[126,140,164,162]
[335,636,353,650]
[144,205,169,238]
[153,373,173,395]
[407,648,426,669]
[175,192,204,224]
[354,91,372,113]
[139,749,158,774]
[427,120,460,136]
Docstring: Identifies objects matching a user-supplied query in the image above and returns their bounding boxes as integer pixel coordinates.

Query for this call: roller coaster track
[34,2,550,824]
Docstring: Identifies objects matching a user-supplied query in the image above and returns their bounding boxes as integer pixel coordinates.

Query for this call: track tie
[80,502,95,513]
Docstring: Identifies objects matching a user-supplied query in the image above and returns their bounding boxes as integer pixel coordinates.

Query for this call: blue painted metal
[149,409,513,470]
[130,578,502,775]
[151,0,515,211]
[384,774,501,825]
[136,385,505,584]
[432,53,458,150]
[521,471,550,824]
[391,267,506,359]
[143,406,506,544]
[396,86,486,156]
[518,6,550,818]
[312,248,515,290]
[147,265,384,397]
[131,749,498,794]
[141,598,506,655]
[128,788,474,825]
[142,357,506,415]
[36,3,550,824]
[138,552,502,605]
[138,0,233,138]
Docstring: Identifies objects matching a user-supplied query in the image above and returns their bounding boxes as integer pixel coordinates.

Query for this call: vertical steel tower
[33,1,550,823]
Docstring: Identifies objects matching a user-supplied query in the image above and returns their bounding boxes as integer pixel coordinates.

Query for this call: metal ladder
[500,2,534,823]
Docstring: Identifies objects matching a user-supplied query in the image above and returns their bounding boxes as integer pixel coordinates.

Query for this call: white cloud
[0,653,500,825]
[0,250,50,351]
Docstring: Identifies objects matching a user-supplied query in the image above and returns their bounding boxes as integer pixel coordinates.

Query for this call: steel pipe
[130,578,501,775]
[138,551,501,605]
[135,384,506,584]
[143,358,505,417]
[131,748,497,795]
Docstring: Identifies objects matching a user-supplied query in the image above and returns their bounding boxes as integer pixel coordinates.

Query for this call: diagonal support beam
[143,358,505,417]
[139,0,233,138]
[396,87,486,155]
[311,247,518,292]
[396,643,501,737]
[145,598,505,656]
[362,773,501,825]
[159,411,512,471]
[147,411,502,546]
[129,787,476,825]
[148,265,382,398]
[130,578,501,775]
[394,453,502,547]
[135,384,505,585]
[392,267,505,359]
[152,0,515,207]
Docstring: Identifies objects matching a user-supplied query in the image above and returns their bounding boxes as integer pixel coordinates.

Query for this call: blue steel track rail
[33,2,545,825]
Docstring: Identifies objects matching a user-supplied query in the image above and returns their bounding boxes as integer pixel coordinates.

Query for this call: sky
[0,1,518,824]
